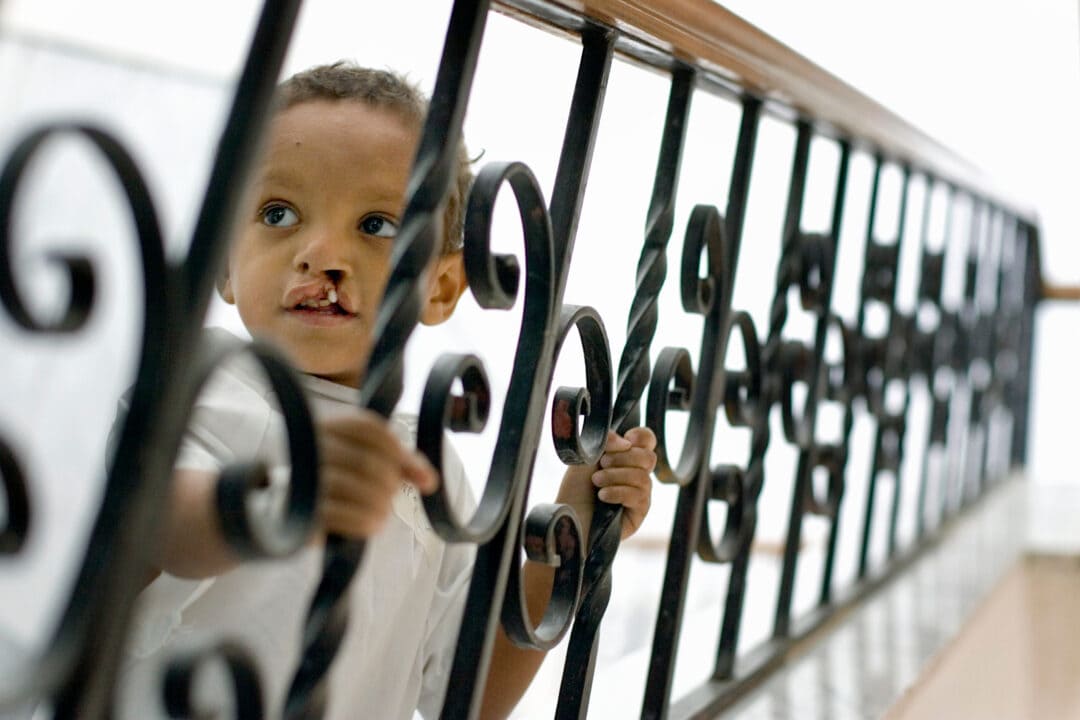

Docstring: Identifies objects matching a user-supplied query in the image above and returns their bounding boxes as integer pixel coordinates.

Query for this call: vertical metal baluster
[711,97,764,678]
[994,214,1020,477]
[977,207,1003,484]
[982,209,1002,482]
[284,2,491,718]
[1000,215,1029,470]
[641,94,760,720]
[856,165,909,578]
[955,199,983,508]
[438,24,616,720]
[610,66,694,433]
[812,144,855,608]
[913,177,941,540]
[940,190,970,521]
[768,122,812,634]
[51,3,303,717]
[180,0,301,319]
[965,202,990,498]
[556,63,693,720]
[777,142,851,626]
[851,157,882,579]
[934,188,958,526]
[883,168,911,560]
[1010,222,1040,467]
[772,139,850,635]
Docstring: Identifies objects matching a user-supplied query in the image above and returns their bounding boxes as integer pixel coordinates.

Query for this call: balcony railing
[0,0,1040,718]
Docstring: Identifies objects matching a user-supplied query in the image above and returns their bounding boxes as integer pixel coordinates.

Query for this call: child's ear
[421,252,468,326]
[219,273,236,305]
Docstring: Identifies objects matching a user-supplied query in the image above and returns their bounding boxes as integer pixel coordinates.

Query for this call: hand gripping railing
[0,0,1041,719]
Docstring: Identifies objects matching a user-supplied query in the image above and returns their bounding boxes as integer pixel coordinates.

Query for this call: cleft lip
[284,281,356,315]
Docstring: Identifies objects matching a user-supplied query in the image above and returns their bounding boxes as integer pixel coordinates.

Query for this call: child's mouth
[290,301,354,325]
[285,286,356,324]
[293,299,351,315]
[289,294,356,324]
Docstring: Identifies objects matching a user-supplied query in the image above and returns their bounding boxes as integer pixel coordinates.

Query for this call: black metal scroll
[0,2,303,718]
[438,25,617,720]
[0,1,1043,719]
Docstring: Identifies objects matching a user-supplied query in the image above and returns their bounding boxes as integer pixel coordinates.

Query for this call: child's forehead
[261,102,416,162]
[252,101,419,191]
[269,100,420,149]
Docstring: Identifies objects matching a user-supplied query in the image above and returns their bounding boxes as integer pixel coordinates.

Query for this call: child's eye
[261,204,299,228]
[360,214,397,238]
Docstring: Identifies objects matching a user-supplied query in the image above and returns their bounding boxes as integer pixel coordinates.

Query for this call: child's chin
[305,367,362,387]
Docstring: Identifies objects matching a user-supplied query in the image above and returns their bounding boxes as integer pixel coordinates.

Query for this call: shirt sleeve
[416,441,478,720]
[122,348,279,660]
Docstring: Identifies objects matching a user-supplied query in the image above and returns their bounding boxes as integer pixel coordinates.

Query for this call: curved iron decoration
[0,121,170,715]
[192,338,321,561]
[647,203,727,488]
[163,642,264,720]
[0,127,101,334]
[697,310,765,565]
[416,160,556,546]
[0,437,29,555]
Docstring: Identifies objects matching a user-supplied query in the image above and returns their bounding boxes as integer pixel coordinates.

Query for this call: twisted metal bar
[285,2,491,717]
[552,64,694,720]
[642,93,761,717]
[611,66,694,434]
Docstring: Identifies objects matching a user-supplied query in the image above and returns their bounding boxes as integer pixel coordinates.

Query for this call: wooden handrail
[495,0,1038,224]
[1041,282,1080,302]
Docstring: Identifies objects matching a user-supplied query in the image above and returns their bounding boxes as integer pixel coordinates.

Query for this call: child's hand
[557,427,657,542]
[316,409,438,538]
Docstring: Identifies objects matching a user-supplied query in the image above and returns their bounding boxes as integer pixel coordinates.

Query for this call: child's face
[223,100,420,387]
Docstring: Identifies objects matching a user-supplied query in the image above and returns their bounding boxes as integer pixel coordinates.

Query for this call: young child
[120,63,657,719]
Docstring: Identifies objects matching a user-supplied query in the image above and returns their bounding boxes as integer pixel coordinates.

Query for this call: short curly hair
[275,61,471,253]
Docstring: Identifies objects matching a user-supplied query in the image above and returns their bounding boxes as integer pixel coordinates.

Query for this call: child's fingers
[403,451,439,495]
[595,482,651,513]
[320,430,398,474]
[320,413,437,491]
[604,430,632,452]
[599,447,657,472]
[321,465,396,507]
[320,468,398,537]
[322,502,391,538]
[592,467,652,492]
[623,426,657,451]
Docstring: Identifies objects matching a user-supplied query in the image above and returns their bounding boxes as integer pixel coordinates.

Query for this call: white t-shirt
[119,329,476,720]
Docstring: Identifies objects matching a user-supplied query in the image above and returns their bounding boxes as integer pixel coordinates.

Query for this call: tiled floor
[723,479,1080,720]
[886,554,1080,720]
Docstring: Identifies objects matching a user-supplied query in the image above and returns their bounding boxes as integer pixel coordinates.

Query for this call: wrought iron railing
[0,0,1040,718]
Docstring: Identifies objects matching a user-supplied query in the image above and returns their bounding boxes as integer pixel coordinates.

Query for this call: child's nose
[294,229,353,279]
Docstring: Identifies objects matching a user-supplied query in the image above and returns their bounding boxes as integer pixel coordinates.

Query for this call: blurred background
[0,1,1076,717]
